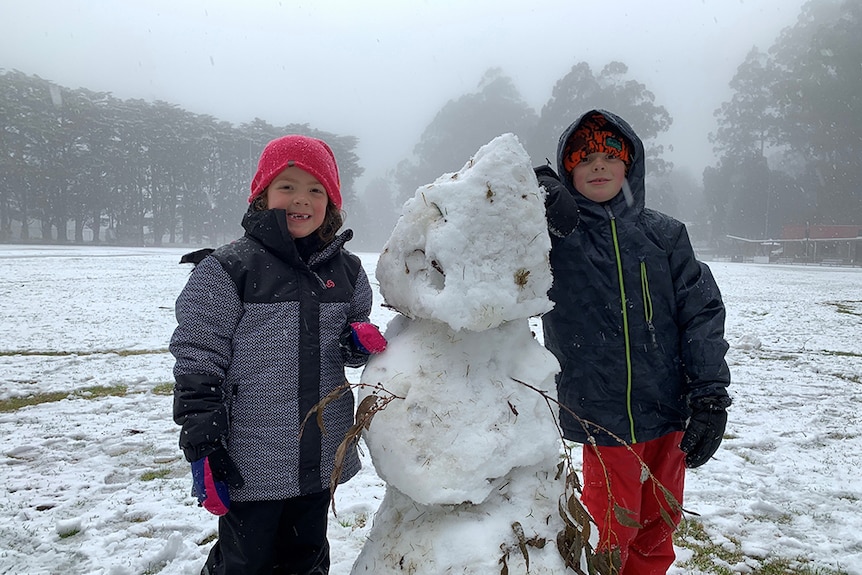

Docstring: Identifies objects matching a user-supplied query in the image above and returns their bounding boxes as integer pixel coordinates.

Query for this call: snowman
[350,134,594,574]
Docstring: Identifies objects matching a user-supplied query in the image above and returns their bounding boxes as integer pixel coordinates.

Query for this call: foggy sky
[1,0,808,191]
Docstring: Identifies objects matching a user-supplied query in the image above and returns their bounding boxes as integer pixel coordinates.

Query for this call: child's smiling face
[571,153,627,203]
[265,166,329,238]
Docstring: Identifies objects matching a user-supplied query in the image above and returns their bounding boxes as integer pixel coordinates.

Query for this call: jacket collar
[241,208,352,267]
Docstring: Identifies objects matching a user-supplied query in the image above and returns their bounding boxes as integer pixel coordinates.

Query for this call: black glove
[679,397,730,468]
[534,165,561,203]
[534,164,559,181]
[534,165,579,237]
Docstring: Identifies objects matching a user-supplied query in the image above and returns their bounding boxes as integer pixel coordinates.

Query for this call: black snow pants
[202,490,331,575]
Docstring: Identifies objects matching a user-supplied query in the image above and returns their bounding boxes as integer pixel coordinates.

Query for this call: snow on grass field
[1,244,860,574]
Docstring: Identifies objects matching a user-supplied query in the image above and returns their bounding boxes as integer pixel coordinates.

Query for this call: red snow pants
[581,431,686,575]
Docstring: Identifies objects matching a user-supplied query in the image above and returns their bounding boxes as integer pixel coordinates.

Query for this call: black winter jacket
[170,207,372,500]
[539,109,731,446]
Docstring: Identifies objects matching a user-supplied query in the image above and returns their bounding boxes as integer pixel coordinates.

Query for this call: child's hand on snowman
[349,322,387,354]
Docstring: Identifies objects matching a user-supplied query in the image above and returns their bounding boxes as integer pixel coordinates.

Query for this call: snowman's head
[375,134,554,332]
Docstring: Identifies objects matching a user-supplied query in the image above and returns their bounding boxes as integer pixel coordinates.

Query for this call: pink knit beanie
[248,135,342,209]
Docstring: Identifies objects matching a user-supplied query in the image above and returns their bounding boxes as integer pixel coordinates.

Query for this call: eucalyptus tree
[61,87,118,243]
[529,61,672,177]
[394,68,539,204]
[1,69,367,245]
[0,69,41,239]
[176,117,234,244]
[137,101,198,245]
[9,73,70,241]
[0,71,107,241]
[106,98,151,244]
[707,48,777,238]
[321,132,363,207]
[708,0,861,237]
[769,0,862,224]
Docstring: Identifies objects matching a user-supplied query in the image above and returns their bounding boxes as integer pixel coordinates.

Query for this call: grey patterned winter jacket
[170,207,372,501]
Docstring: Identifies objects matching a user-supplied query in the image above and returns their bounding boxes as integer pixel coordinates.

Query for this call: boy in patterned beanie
[534,109,731,574]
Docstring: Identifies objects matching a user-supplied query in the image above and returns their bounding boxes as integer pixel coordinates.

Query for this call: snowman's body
[351,135,577,574]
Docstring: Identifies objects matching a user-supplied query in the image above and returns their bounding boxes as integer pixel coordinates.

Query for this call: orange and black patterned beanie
[563,113,632,173]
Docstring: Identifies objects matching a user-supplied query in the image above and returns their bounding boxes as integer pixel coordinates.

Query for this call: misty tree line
[365,0,861,248]
[1,0,859,251]
[0,75,363,246]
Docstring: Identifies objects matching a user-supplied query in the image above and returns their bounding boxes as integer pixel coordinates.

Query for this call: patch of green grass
[199,532,218,546]
[755,559,849,575]
[828,372,861,384]
[77,384,127,398]
[0,391,70,412]
[0,384,127,412]
[140,468,171,481]
[0,348,169,357]
[151,382,174,396]
[825,300,862,317]
[736,451,756,464]
[58,528,80,539]
[674,518,849,574]
[117,349,169,357]
[142,560,168,575]
[337,512,368,530]
[674,518,739,574]
[824,349,862,358]
[760,354,799,361]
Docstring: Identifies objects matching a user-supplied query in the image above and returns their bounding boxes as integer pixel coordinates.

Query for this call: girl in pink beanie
[171,134,386,574]
[248,135,344,243]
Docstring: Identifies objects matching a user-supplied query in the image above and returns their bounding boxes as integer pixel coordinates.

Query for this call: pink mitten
[350,322,387,354]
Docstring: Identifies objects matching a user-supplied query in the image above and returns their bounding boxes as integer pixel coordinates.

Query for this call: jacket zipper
[640,260,657,348]
[605,205,637,444]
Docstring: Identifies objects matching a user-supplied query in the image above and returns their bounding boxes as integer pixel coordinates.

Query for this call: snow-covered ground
[1,244,860,575]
